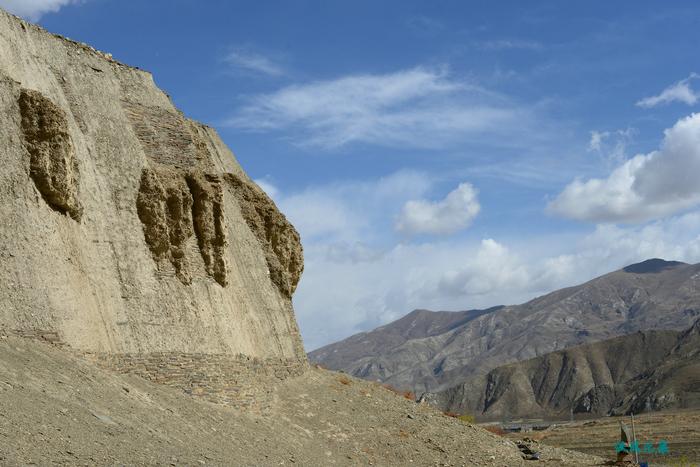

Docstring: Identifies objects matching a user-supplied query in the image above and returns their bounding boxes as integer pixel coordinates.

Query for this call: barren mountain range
[424,318,700,420]
[310,259,700,396]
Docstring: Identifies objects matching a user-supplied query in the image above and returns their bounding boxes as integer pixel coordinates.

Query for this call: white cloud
[549,113,700,223]
[436,239,529,297]
[637,73,699,108]
[224,47,285,76]
[0,0,82,21]
[395,182,480,236]
[278,170,432,244]
[295,237,539,351]
[227,67,528,149]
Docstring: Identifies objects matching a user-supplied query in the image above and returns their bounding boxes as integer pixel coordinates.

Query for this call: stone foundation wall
[82,351,308,411]
[1,330,307,411]
[6,329,64,345]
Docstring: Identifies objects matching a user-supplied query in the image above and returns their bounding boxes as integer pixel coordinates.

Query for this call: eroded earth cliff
[0,8,306,405]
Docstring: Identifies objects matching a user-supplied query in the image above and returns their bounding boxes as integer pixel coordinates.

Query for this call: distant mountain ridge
[310,259,700,395]
[310,306,503,377]
[622,258,687,274]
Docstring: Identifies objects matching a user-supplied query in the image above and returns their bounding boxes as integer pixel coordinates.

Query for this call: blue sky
[7,0,700,349]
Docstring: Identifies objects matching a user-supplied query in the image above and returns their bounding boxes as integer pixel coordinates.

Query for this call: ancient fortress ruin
[0,8,306,408]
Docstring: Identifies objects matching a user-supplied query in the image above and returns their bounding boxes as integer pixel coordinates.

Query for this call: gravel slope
[0,336,606,466]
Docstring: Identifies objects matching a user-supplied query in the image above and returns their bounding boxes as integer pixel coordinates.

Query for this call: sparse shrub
[380,384,416,401]
[484,425,507,436]
[444,411,477,423]
[458,413,476,424]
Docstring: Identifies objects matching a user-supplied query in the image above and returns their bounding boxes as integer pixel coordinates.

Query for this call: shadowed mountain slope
[621,317,700,414]
[426,318,700,420]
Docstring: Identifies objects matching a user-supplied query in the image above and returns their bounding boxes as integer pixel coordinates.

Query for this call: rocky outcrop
[136,166,195,284]
[187,172,228,287]
[18,88,82,220]
[135,167,231,287]
[0,6,306,384]
[574,384,619,416]
[226,173,303,298]
[618,318,700,414]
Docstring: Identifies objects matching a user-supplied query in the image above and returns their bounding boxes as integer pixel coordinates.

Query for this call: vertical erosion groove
[186,172,228,287]
[136,169,169,257]
[136,167,195,284]
[165,178,194,284]
[18,88,83,221]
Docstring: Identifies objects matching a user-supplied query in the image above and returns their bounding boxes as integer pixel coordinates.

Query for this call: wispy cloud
[295,214,700,349]
[636,73,699,108]
[587,127,636,166]
[0,0,84,21]
[588,130,609,152]
[476,39,543,51]
[224,47,286,76]
[549,113,700,223]
[405,16,444,35]
[226,66,531,149]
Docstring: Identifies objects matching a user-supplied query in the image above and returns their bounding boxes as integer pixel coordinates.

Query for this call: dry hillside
[0,336,606,466]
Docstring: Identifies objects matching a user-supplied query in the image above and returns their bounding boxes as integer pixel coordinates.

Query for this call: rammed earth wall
[0,7,309,410]
[0,7,306,366]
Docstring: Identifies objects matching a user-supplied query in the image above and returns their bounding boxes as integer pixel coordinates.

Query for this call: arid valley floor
[500,410,700,466]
